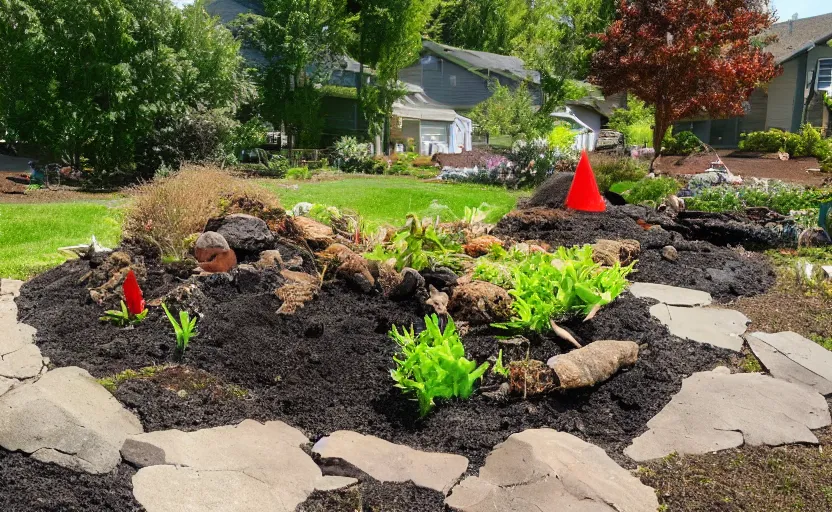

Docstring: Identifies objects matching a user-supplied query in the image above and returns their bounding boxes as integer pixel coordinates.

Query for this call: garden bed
[8,192,781,510]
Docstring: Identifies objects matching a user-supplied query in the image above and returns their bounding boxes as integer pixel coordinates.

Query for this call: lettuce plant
[491,245,634,332]
[390,315,489,417]
[366,214,462,271]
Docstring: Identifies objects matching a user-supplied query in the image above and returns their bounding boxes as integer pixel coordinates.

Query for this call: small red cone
[565,150,606,212]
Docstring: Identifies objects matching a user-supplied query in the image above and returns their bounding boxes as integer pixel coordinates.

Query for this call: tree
[246,0,353,148]
[515,0,615,113]
[353,0,430,152]
[469,83,550,143]
[428,0,527,55]
[0,0,248,182]
[590,0,780,161]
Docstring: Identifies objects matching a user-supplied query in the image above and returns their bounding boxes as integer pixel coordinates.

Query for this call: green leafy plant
[685,182,831,215]
[366,214,462,271]
[390,314,489,417]
[591,154,649,193]
[100,301,149,327]
[286,166,312,180]
[472,245,530,288]
[662,130,703,156]
[624,177,681,206]
[493,245,634,332]
[161,303,198,354]
[492,349,509,377]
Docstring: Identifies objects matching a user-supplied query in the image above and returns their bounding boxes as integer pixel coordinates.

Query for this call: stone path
[2,276,832,510]
[625,367,831,461]
[746,331,832,396]
[445,429,659,512]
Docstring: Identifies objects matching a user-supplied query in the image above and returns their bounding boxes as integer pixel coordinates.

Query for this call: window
[449,75,457,87]
[818,58,832,92]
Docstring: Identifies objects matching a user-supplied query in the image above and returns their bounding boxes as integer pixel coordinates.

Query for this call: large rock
[625,368,831,461]
[449,281,513,326]
[630,282,712,307]
[0,366,143,474]
[123,420,322,512]
[746,331,832,396]
[204,214,275,254]
[650,304,748,351]
[0,279,22,298]
[313,431,468,494]
[445,429,659,512]
[195,231,238,273]
[0,376,17,397]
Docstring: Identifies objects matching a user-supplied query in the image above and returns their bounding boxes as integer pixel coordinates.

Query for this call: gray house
[674,12,832,147]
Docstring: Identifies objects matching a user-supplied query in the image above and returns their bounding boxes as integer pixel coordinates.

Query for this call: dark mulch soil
[656,152,826,186]
[0,449,140,512]
[297,481,445,512]
[495,204,775,301]
[18,259,732,471]
[639,427,832,511]
[432,148,501,169]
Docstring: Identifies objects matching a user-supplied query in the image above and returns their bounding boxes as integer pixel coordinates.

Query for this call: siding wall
[807,45,832,127]
[765,59,799,130]
[422,59,493,108]
[740,88,768,134]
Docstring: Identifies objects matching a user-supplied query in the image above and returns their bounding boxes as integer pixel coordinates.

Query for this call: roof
[421,40,540,84]
[393,85,459,122]
[764,12,832,64]
[204,0,263,24]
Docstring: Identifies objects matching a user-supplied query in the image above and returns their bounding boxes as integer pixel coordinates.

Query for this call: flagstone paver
[0,366,144,474]
[746,331,832,396]
[629,282,712,307]
[313,430,469,494]
[625,367,831,462]
[123,420,323,512]
[445,429,659,512]
[650,304,749,351]
[0,279,47,379]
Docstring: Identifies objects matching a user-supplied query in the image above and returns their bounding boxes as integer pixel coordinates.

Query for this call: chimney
[789,13,798,35]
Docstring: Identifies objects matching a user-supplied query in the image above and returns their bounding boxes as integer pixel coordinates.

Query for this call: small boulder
[318,244,375,293]
[293,216,334,248]
[449,281,513,326]
[389,268,425,299]
[256,250,284,270]
[204,214,275,254]
[592,239,640,266]
[195,231,237,273]
[662,245,679,262]
[463,235,504,257]
[421,267,458,290]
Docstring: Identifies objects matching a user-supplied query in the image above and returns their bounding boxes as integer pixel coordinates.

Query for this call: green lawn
[259,175,526,228]
[0,203,122,279]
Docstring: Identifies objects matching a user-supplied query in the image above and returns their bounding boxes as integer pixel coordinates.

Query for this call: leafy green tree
[0,0,248,182]
[353,0,429,149]
[239,0,353,148]
[469,83,550,143]
[428,0,527,54]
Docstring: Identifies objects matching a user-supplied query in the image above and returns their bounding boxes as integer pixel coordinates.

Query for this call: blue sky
[770,0,830,21]
[173,0,193,6]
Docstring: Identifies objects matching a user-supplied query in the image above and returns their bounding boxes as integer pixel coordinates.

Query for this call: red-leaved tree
[591,0,781,159]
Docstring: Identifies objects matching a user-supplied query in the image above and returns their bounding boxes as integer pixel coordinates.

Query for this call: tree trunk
[651,105,670,172]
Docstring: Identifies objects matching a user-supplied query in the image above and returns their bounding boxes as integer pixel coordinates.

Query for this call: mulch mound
[432,148,502,169]
[495,204,775,301]
[18,258,732,472]
[656,152,825,186]
[0,450,140,512]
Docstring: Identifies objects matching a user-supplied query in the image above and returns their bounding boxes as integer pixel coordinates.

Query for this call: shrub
[390,314,489,417]
[662,130,703,155]
[608,96,655,147]
[286,167,312,180]
[685,181,831,215]
[547,124,576,152]
[124,165,281,260]
[491,245,634,332]
[223,119,269,163]
[590,154,649,192]
[333,136,375,173]
[623,177,681,206]
[739,129,785,153]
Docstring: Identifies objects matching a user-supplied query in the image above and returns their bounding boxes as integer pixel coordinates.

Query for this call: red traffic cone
[565,150,606,212]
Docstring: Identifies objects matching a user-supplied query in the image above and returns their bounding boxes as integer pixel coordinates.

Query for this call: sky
[770,0,830,21]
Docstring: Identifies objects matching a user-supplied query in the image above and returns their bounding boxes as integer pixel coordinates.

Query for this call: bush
[590,154,649,193]
[662,130,703,155]
[624,177,681,206]
[223,119,269,163]
[739,129,785,153]
[740,125,832,163]
[286,166,312,180]
[547,124,576,152]
[124,165,281,260]
[608,96,655,148]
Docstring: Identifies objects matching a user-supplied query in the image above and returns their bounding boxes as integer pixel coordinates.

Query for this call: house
[551,84,627,152]
[674,12,832,147]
